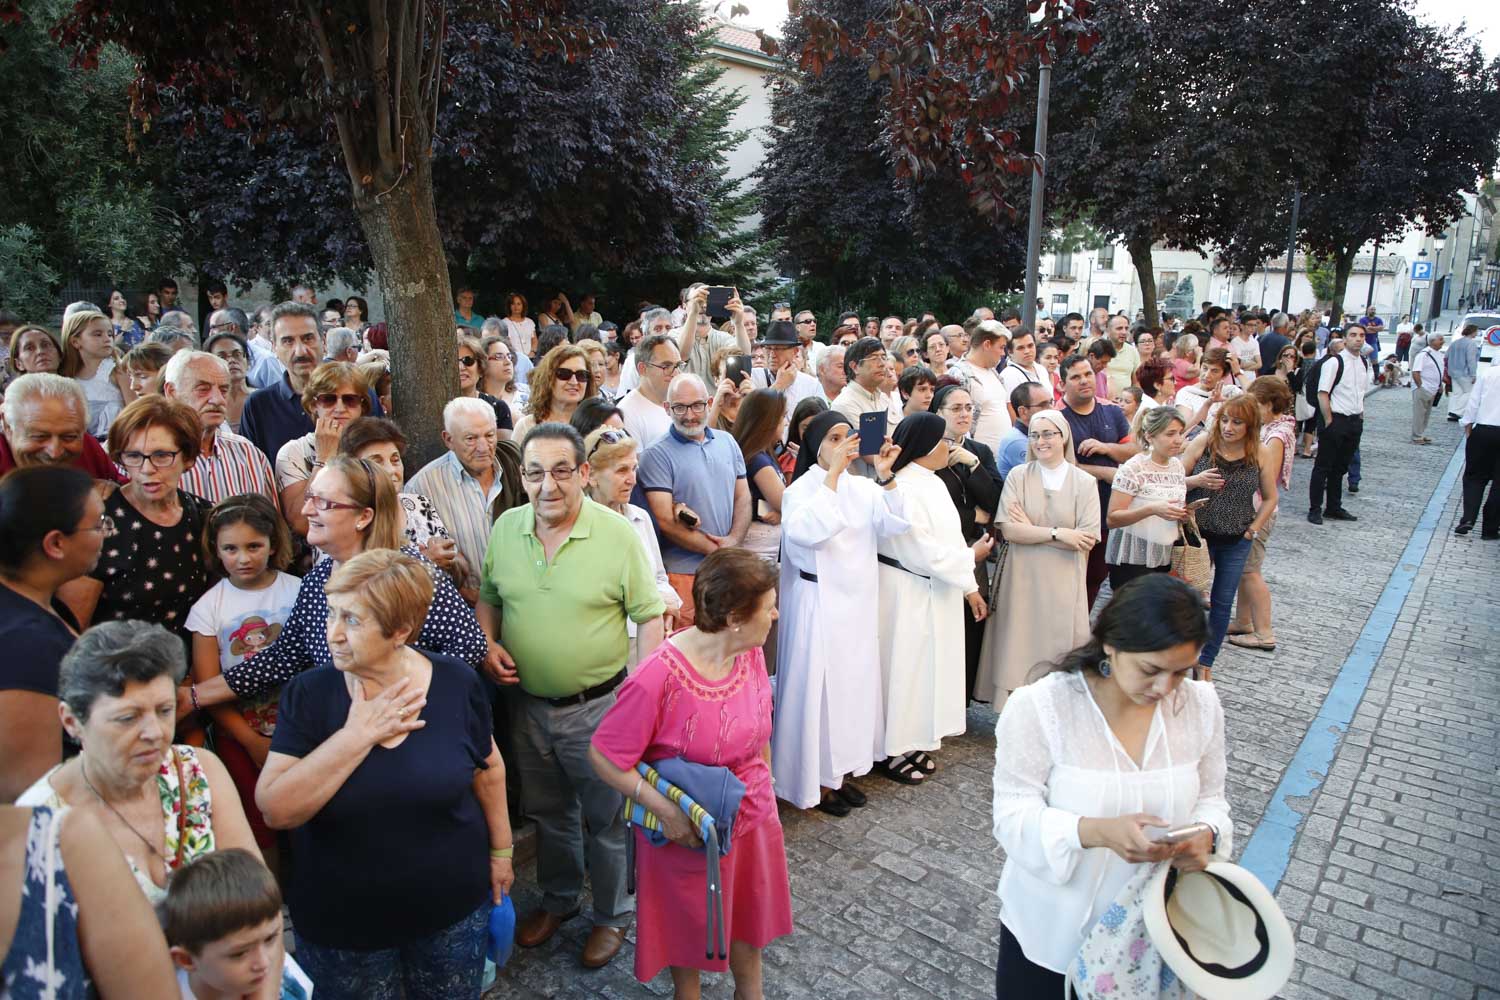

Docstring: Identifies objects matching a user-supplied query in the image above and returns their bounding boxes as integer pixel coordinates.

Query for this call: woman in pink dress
[590,548,793,997]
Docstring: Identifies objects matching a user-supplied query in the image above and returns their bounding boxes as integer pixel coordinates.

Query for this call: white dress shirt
[1461,365,1500,428]
[1320,344,1371,415]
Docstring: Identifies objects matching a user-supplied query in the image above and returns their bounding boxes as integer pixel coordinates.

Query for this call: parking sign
[1411,260,1434,282]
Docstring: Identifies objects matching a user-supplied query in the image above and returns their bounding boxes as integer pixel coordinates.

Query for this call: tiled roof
[1259,253,1404,275]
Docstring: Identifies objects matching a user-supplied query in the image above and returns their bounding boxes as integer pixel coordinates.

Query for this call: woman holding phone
[991,574,1229,995]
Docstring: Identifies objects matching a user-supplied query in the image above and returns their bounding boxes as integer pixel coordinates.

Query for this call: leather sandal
[1228,634,1276,651]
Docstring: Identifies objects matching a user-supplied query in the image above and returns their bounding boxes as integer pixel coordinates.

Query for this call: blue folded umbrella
[623,757,746,959]
[487,894,515,968]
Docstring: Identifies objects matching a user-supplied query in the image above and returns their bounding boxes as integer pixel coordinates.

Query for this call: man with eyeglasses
[616,333,681,447]
[0,373,126,483]
[639,374,751,625]
[613,306,676,395]
[165,351,278,508]
[1059,354,1136,606]
[997,382,1055,483]
[794,310,823,373]
[751,320,821,419]
[477,422,665,968]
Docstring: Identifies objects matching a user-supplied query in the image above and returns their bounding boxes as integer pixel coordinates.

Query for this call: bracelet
[189,684,201,713]
[874,473,895,487]
[489,846,514,859]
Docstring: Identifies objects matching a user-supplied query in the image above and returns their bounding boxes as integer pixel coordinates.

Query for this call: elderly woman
[183,456,489,715]
[0,467,103,801]
[275,361,370,537]
[890,335,923,374]
[921,328,950,369]
[976,409,1100,711]
[257,550,512,1000]
[583,426,680,668]
[775,411,908,811]
[590,548,793,994]
[457,335,514,440]
[992,576,1226,992]
[479,333,529,412]
[60,309,132,437]
[91,396,211,641]
[577,338,613,402]
[512,342,596,439]
[731,389,788,563]
[929,384,1002,700]
[17,620,260,903]
[877,414,991,780]
[337,416,459,576]
[1228,377,1296,653]
[8,324,63,378]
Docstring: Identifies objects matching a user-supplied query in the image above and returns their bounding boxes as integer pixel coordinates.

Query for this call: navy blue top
[1061,402,1132,507]
[239,375,384,466]
[0,584,79,700]
[745,450,777,518]
[269,650,494,949]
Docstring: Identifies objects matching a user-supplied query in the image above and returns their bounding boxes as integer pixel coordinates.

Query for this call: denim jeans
[294,902,488,1000]
[1200,534,1254,668]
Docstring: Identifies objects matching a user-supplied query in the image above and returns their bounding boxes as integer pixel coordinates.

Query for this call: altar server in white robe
[876,412,992,782]
[773,410,909,815]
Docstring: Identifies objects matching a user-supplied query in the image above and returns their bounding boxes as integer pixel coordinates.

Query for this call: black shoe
[815,793,851,817]
[1307,509,1324,525]
[1482,532,1500,541]
[1325,509,1359,521]
[1448,414,1460,421]
[835,784,867,808]
[1455,521,1474,535]
[1349,483,1360,494]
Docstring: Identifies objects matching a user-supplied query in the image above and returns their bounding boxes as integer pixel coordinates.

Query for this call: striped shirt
[179,427,280,509]
[405,450,505,593]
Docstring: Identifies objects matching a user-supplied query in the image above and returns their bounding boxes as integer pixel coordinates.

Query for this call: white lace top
[1104,453,1187,567]
[991,670,1232,973]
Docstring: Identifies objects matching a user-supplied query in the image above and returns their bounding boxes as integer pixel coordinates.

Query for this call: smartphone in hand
[725,353,753,387]
[1151,822,1212,846]
[858,411,887,457]
[705,286,734,321]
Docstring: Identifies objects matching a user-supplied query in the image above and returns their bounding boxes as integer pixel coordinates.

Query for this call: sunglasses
[554,368,590,383]
[587,427,632,460]
[315,393,364,409]
[458,355,479,367]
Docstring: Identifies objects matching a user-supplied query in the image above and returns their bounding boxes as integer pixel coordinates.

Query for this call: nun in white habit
[773,410,909,816]
[876,412,992,782]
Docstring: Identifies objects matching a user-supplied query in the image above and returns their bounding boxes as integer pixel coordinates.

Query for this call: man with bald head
[164,351,278,506]
[0,374,124,482]
[638,372,751,625]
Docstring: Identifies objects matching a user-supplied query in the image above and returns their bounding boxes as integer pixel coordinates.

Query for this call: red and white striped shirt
[180,427,280,509]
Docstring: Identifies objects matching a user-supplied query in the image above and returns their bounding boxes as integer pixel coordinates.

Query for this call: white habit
[772,468,909,808]
[876,463,980,758]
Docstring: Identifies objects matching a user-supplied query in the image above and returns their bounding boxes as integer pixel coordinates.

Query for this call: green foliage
[1305,253,1337,304]
[0,225,62,318]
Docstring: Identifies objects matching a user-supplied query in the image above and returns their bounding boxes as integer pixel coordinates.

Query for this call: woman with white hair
[975,409,1100,711]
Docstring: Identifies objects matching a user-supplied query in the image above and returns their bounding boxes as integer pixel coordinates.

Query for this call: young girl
[184,494,301,863]
[1171,333,1201,392]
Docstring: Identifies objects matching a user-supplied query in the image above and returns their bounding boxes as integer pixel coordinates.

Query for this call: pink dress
[592,638,793,982]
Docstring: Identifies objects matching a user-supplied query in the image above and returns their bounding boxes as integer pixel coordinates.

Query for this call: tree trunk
[1128,237,1159,328]
[353,153,456,468]
[1329,245,1357,329]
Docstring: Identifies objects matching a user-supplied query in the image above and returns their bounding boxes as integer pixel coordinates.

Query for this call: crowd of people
[0,277,1491,1000]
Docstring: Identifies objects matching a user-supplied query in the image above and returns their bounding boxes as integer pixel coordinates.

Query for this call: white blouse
[991,670,1231,973]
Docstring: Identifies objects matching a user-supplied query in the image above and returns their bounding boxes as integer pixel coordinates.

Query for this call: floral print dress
[0,807,90,1000]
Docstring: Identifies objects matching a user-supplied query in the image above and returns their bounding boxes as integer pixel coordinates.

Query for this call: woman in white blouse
[990,573,1229,995]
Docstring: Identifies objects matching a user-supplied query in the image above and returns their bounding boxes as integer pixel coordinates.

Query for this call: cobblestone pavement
[488,382,1499,999]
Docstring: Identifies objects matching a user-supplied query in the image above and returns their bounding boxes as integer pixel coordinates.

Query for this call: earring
[733,626,740,632]
[1098,658,1112,677]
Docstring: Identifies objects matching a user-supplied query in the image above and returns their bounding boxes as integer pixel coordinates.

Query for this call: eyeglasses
[554,368,590,383]
[795,318,815,325]
[213,349,245,362]
[208,323,240,335]
[68,515,110,535]
[458,355,479,368]
[644,361,687,374]
[587,428,632,460]
[905,349,920,357]
[520,464,579,484]
[1028,429,1063,442]
[315,393,364,409]
[943,403,975,414]
[669,401,708,416]
[303,491,365,512]
[118,449,181,469]
[488,353,511,363]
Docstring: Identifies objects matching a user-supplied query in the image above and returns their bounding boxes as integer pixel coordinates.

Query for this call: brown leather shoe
[580,924,627,968]
[516,907,579,948]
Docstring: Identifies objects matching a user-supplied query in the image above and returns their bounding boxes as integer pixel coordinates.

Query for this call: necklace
[80,758,161,859]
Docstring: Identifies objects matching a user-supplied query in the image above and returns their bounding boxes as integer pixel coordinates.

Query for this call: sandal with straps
[908,751,937,774]
[878,756,927,786]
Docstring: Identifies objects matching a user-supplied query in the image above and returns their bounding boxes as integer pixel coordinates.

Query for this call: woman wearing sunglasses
[511,343,597,440]
[274,363,370,538]
[180,455,489,720]
[456,336,514,441]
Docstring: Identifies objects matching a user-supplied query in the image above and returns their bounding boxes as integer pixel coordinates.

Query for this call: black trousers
[1462,424,1500,532]
[1108,561,1170,594]
[995,922,1068,999]
[1310,413,1362,513]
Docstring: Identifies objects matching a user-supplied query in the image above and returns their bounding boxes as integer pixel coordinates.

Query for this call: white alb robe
[876,463,980,757]
[772,468,909,808]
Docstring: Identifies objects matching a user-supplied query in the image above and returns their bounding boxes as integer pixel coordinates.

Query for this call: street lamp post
[1433,235,1447,323]
[1411,247,1427,321]
[1364,238,1380,314]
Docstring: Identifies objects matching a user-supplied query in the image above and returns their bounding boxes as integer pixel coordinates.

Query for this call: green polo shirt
[480,498,666,698]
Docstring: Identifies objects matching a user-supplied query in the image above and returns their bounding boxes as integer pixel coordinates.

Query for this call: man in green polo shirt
[477,421,664,970]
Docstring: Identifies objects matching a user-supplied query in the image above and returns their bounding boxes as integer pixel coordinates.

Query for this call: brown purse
[171,747,190,870]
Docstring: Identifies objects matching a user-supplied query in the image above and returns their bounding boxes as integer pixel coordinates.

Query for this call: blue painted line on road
[1238,441,1468,893]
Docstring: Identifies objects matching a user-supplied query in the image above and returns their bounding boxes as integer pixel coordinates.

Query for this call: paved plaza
[489,380,1500,999]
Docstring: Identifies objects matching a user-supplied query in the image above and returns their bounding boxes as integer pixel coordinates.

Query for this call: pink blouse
[593,638,776,835]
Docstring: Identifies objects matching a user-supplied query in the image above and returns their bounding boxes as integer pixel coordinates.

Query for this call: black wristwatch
[875,473,896,487]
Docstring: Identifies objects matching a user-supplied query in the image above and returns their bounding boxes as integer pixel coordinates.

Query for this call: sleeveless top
[0,807,91,1000]
[1187,453,1259,538]
[77,359,124,439]
[17,746,215,905]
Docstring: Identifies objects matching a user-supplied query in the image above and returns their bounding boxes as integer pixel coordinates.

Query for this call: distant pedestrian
[1457,362,1500,539]
[1308,327,1369,524]
[1446,324,1480,422]
[1409,334,1444,445]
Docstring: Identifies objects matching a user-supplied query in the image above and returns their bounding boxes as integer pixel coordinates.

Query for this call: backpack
[1303,353,1344,408]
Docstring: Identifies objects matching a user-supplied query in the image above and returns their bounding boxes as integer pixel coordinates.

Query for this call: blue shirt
[1448,335,1480,380]
[638,426,746,574]
[239,374,384,465]
[997,420,1030,484]
[246,338,286,389]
